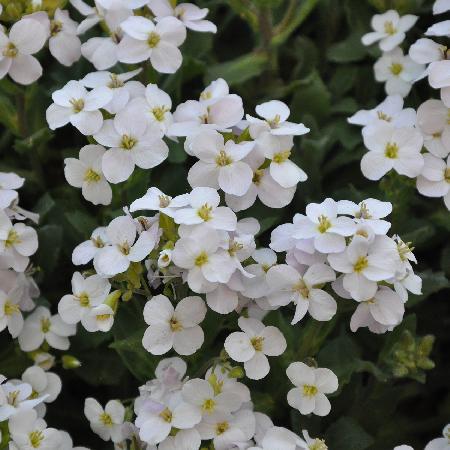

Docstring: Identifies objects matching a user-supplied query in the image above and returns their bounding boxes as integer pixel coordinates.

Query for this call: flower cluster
[84,357,330,449]
[0,172,85,449]
[356,1,450,210]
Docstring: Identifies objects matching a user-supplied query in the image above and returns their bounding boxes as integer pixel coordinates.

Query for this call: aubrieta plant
[0,0,448,449]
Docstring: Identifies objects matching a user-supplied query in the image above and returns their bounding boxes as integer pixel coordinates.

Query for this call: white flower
[348,95,416,129]
[0,212,38,272]
[182,378,242,418]
[434,0,450,14]
[350,286,405,333]
[142,294,206,355]
[174,187,237,231]
[148,0,217,33]
[187,130,255,196]
[0,18,47,85]
[84,398,125,442]
[224,317,286,380]
[0,172,24,209]
[172,224,235,292]
[72,227,109,265]
[8,408,62,449]
[28,9,82,66]
[21,366,61,416]
[135,397,201,445]
[81,69,142,114]
[58,272,111,329]
[0,286,24,337]
[426,20,450,37]
[118,16,186,73]
[246,100,309,138]
[337,198,392,234]
[242,248,278,299]
[328,235,399,301]
[157,249,173,268]
[374,47,425,97]
[416,100,450,158]
[46,80,113,135]
[196,409,255,450]
[130,186,190,215]
[94,100,168,183]
[132,83,173,135]
[0,380,46,421]
[94,216,159,277]
[424,423,450,450]
[362,10,417,51]
[64,145,112,205]
[266,263,337,324]
[292,198,356,253]
[286,362,338,416]
[225,150,296,212]
[416,154,450,210]
[361,121,424,180]
[256,134,307,188]
[18,306,76,352]
[170,85,244,136]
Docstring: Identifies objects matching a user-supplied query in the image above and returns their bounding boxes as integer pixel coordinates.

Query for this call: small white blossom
[286,362,338,416]
[84,398,125,443]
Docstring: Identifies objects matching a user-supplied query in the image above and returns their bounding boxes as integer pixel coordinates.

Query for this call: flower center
[3,42,18,58]
[147,32,161,48]
[152,106,169,122]
[385,142,399,159]
[195,251,209,267]
[50,20,63,36]
[354,202,372,219]
[208,373,224,395]
[228,241,243,257]
[377,111,391,122]
[5,229,20,247]
[169,316,183,332]
[41,317,51,333]
[78,292,90,307]
[202,398,216,413]
[309,439,328,450]
[70,98,85,113]
[215,421,229,435]
[252,169,264,185]
[272,150,291,164]
[293,279,310,298]
[96,314,111,321]
[197,204,213,221]
[384,21,396,35]
[158,194,171,208]
[389,63,403,75]
[29,430,44,448]
[445,167,450,183]
[119,242,130,255]
[8,390,20,406]
[396,239,414,261]
[92,236,105,248]
[121,134,137,150]
[267,114,281,128]
[4,300,19,316]
[215,150,233,167]
[303,384,318,397]
[317,215,331,233]
[200,90,212,100]
[100,412,113,426]
[251,336,264,351]
[108,74,124,88]
[159,407,173,423]
[84,168,101,183]
[353,256,368,273]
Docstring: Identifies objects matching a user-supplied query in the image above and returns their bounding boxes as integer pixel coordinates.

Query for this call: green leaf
[325,417,374,450]
[327,33,367,63]
[205,53,268,86]
[35,225,63,275]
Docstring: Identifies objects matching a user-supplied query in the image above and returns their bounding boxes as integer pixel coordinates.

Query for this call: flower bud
[62,355,82,369]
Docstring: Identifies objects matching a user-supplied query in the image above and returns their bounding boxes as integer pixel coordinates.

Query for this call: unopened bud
[228,366,245,379]
[105,290,122,312]
[62,355,81,369]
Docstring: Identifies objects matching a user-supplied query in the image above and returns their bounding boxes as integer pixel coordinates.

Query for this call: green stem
[257,7,278,78]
